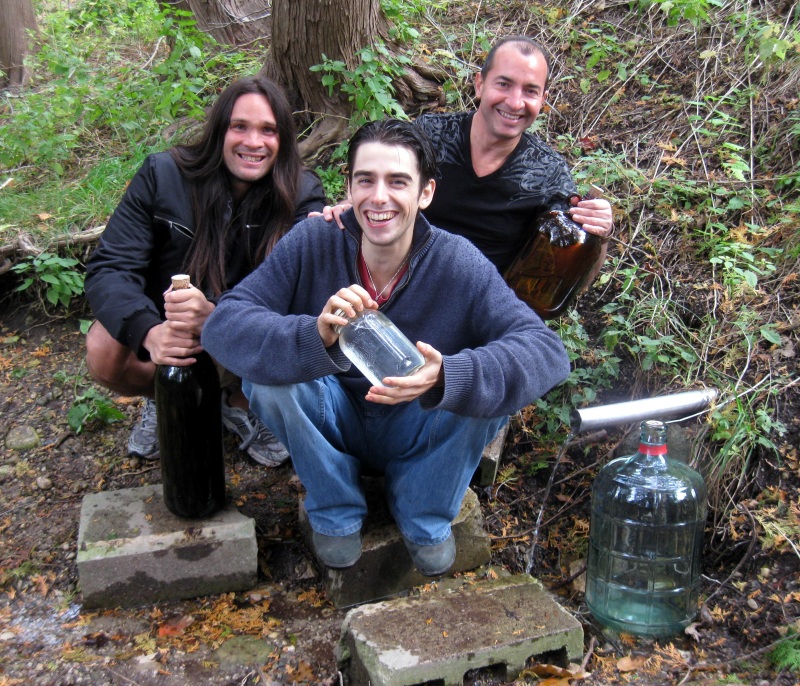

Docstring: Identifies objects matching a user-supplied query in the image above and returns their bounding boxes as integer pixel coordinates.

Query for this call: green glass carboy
[585,420,707,636]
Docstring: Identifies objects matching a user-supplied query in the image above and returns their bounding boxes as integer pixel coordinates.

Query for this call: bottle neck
[638,442,668,456]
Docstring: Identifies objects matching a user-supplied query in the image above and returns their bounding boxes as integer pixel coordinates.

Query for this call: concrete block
[336,574,584,686]
[472,423,509,487]
[77,484,257,609]
[300,484,491,608]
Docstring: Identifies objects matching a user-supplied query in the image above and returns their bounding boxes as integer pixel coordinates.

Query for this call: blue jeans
[244,376,506,546]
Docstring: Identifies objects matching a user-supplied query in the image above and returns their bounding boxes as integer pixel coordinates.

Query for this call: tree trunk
[163,0,270,48]
[0,0,38,93]
[263,0,444,160]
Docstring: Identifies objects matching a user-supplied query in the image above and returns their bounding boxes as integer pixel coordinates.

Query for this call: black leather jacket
[85,152,325,359]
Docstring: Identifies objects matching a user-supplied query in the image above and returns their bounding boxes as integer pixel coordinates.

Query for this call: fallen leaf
[684,622,702,641]
[617,654,649,671]
[157,614,194,637]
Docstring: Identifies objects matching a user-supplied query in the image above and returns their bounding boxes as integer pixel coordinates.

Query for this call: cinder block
[472,423,509,487]
[300,484,491,608]
[336,574,584,686]
[77,484,257,609]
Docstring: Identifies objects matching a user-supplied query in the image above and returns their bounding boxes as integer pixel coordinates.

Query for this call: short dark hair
[481,36,553,90]
[347,119,437,191]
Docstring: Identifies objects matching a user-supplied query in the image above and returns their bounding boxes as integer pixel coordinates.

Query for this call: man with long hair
[201,120,569,576]
[85,76,325,466]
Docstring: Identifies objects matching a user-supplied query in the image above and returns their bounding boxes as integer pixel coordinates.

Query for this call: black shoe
[404,533,456,577]
[311,530,362,569]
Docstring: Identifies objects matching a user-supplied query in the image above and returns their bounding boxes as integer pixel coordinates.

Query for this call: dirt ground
[1,293,799,686]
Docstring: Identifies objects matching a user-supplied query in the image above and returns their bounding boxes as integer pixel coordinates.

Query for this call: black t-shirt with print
[416,112,577,273]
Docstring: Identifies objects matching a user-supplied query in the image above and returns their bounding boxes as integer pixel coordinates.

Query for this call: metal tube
[569,388,718,434]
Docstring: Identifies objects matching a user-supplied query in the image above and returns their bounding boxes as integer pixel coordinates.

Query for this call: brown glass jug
[505,187,606,319]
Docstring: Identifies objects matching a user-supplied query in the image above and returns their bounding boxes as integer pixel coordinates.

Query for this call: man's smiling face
[474,43,549,144]
[348,141,434,254]
[222,92,280,197]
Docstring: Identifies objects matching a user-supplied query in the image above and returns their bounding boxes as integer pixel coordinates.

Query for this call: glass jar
[334,309,424,387]
[585,420,707,636]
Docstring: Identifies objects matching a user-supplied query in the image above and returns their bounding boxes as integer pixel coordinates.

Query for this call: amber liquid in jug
[505,186,606,319]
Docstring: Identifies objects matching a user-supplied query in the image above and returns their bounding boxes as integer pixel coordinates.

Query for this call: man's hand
[307,203,352,230]
[365,342,443,405]
[317,284,376,348]
[163,285,215,336]
[569,197,614,240]
[143,320,203,366]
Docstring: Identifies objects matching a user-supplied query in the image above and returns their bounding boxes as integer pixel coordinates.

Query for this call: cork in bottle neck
[171,274,192,290]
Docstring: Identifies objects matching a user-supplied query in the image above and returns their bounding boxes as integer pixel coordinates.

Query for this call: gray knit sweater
[201,210,570,419]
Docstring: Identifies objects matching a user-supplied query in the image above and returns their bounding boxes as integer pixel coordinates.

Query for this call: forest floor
[1,294,798,686]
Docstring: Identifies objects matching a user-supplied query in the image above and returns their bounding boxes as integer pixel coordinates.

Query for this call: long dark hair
[170,76,302,296]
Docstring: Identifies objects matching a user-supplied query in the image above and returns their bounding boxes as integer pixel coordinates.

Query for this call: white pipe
[569,388,718,434]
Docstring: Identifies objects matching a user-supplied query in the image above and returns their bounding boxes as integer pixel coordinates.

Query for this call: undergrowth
[1,0,798,577]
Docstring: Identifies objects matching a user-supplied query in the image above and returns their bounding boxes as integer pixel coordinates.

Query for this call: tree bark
[263,0,444,160]
[0,0,38,93]
[162,0,270,48]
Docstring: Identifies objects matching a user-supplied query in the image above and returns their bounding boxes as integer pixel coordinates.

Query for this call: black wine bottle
[155,274,225,518]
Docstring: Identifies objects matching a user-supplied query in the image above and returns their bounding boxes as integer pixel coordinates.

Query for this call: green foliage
[11,253,84,310]
[701,223,778,296]
[532,311,621,436]
[381,0,440,43]
[54,371,125,434]
[768,631,800,672]
[644,0,718,27]
[315,163,347,204]
[0,0,257,238]
[310,42,411,126]
[575,26,632,89]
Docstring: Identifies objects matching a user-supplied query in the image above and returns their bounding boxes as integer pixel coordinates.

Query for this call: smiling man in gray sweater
[201,119,570,577]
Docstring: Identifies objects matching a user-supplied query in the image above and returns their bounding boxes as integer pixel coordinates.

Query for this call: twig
[42,431,75,450]
[254,663,270,684]
[524,437,573,574]
[549,561,587,590]
[702,502,759,607]
[141,36,165,70]
[115,464,160,477]
[581,635,597,671]
[101,665,143,685]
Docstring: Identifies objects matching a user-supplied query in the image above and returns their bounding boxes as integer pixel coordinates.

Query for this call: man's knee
[85,321,137,389]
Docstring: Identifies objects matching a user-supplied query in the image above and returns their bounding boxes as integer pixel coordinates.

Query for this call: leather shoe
[311,530,362,569]
[403,532,456,577]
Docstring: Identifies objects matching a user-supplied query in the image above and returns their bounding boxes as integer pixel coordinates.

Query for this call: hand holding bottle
[365,341,443,405]
[567,184,613,240]
[163,282,215,336]
[316,284,376,348]
[143,320,202,366]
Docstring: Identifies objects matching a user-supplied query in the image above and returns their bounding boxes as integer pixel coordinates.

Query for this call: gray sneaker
[220,394,290,467]
[128,398,159,460]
